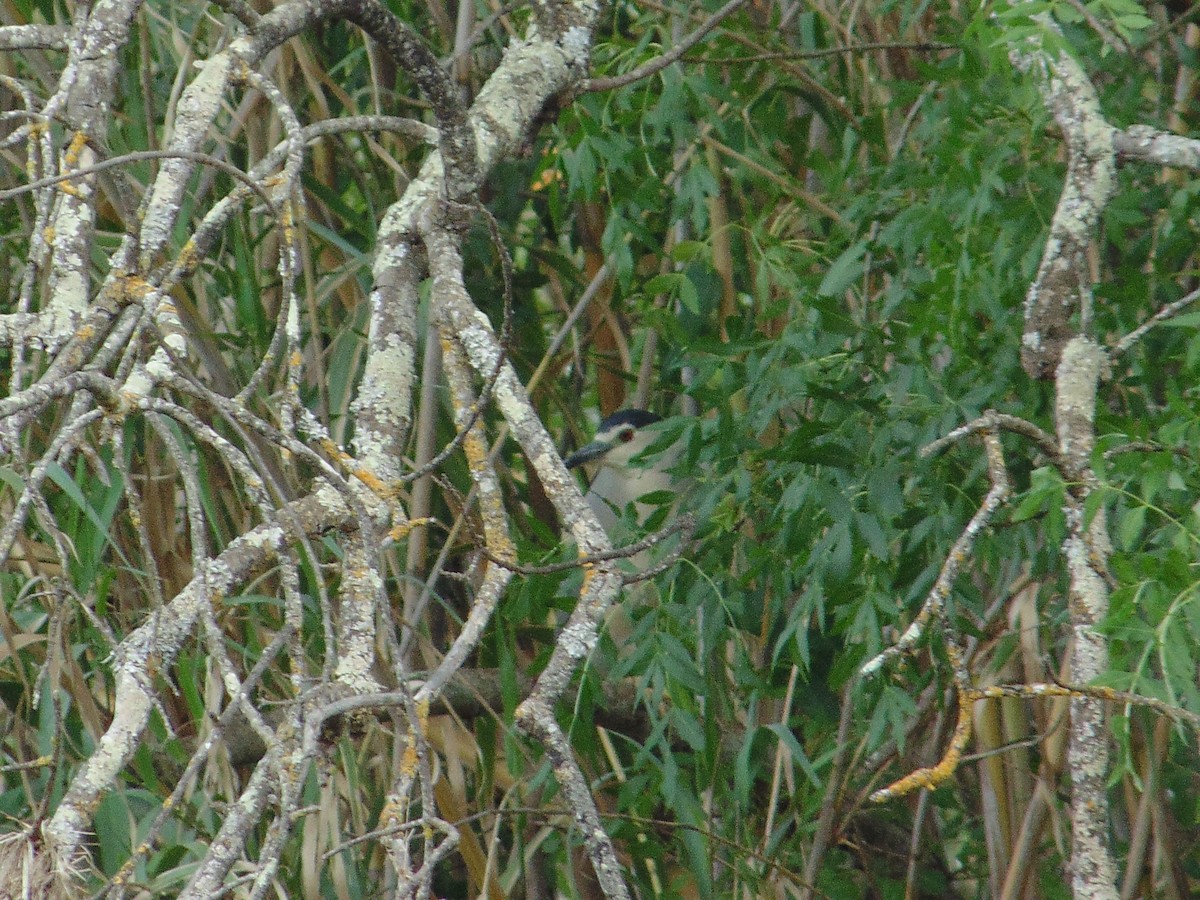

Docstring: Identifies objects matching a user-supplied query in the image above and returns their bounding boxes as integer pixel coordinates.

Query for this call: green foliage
[536,1,1200,894]
[5,0,1200,895]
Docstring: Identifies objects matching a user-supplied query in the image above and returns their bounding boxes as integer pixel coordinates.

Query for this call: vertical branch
[417,336,515,700]
[41,0,141,348]
[1055,336,1117,899]
[400,325,442,666]
[333,535,388,692]
[351,233,422,480]
[1008,21,1115,379]
[424,221,631,899]
[1009,16,1119,896]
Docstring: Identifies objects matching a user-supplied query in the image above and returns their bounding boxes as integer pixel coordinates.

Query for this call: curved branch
[1008,28,1116,379]
[341,0,476,189]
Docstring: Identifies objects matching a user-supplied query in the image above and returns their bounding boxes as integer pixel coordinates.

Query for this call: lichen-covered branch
[4,0,640,892]
[1113,124,1200,170]
[861,430,1011,678]
[415,336,514,701]
[1008,24,1115,380]
[424,220,631,897]
[42,490,352,874]
[1054,335,1117,899]
[871,675,1200,803]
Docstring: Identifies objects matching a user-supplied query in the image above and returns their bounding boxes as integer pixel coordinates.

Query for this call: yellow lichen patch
[315,438,399,499]
[462,422,487,470]
[400,735,419,777]
[117,273,154,303]
[175,239,198,274]
[62,131,88,168]
[871,692,974,802]
[389,517,434,542]
[280,203,296,237]
[319,437,349,463]
[578,563,596,594]
[352,467,389,496]
[379,798,404,826]
[396,701,431,777]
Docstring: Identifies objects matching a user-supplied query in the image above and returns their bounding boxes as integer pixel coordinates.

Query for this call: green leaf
[1118,505,1145,549]
[818,242,867,297]
[45,463,114,540]
[765,722,820,788]
[671,240,707,263]
[679,274,700,315]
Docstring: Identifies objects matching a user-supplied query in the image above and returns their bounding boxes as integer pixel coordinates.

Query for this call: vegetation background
[1,0,1199,897]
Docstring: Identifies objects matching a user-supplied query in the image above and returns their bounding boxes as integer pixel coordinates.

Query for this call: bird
[564,408,683,653]
[564,409,678,536]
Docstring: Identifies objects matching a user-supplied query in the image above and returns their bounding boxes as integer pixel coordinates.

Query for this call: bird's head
[564,409,665,473]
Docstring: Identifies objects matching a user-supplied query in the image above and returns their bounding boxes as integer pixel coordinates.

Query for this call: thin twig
[482,514,695,576]
[861,432,1010,677]
[688,40,954,64]
[872,677,1200,802]
[581,0,749,93]
[0,148,276,207]
[1112,284,1200,355]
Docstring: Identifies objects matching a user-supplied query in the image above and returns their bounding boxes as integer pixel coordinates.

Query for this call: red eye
[619,428,635,443]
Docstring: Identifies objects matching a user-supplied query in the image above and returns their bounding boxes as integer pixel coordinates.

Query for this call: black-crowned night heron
[564,409,678,535]
[564,408,682,651]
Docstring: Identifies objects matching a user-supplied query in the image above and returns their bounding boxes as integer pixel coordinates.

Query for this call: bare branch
[581,0,749,93]
[861,432,1011,677]
[1112,284,1200,355]
[340,0,476,189]
[0,24,69,51]
[871,678,1200,803]
[1009,27,1116,379]
[0,145,279,205]
[922,409,1060,467]
[424,218,630,897]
